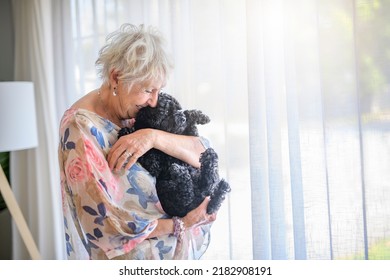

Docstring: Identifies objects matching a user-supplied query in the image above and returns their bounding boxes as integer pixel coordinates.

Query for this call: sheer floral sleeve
[58,108,211,260]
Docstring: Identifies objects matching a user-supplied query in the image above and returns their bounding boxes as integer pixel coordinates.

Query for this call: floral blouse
[58,108,211,260]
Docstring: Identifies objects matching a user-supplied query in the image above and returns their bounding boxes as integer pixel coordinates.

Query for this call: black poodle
[118,92,231,217]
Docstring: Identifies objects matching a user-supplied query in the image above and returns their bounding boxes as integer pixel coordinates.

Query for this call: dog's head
[134,93,188,134]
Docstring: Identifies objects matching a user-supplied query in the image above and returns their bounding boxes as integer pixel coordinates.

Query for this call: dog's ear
[184,110,210,125]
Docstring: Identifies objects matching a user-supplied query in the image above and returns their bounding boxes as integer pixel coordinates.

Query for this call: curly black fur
[118,92,231,217]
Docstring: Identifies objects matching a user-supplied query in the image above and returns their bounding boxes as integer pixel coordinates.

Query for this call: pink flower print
[108,176,123,201]
[84,138,107,173]
[59,108,77,132]
[66,157,88,184]
[122,239,140,254]
[99,176,123,202]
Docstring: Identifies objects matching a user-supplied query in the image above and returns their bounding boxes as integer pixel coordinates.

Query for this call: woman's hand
[147,197,217,239]
[107,129,156,171]
[182,197,217,229]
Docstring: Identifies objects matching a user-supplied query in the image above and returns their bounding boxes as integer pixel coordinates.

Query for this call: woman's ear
[109,69,119,88]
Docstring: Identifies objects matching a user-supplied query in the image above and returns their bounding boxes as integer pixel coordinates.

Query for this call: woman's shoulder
[60,107,94,123]
[59,107,103,134]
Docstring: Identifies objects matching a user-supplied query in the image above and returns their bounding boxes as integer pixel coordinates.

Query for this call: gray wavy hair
[96,24,173,89]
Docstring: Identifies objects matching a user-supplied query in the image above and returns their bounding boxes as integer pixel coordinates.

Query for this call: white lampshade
[0,81,38,152]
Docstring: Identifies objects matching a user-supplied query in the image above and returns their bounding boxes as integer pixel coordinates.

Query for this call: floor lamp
[0,81,42,260]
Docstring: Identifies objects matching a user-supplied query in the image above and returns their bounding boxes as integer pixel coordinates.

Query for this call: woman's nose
[147,91,159,107]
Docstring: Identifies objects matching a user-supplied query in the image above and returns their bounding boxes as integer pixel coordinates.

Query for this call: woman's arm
[148,197,217,239]
[60,113,159,258]
[107,128,205,172]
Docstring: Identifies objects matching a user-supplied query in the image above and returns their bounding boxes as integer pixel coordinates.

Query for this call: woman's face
[116,80,164,119]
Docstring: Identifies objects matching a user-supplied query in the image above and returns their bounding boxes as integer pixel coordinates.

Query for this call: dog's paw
[206,179,231,214]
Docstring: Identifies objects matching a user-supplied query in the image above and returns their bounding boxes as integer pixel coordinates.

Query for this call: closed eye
[145,88,163,95]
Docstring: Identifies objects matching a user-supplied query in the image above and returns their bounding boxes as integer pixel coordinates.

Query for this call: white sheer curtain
[248,0,390,260]
[29,0,389,260]
[8,0,390,261]
[11,0,65,259]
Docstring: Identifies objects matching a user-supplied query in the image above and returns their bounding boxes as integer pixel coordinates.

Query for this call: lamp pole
[0,166,42,260]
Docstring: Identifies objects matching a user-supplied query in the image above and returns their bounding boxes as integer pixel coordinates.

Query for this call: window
[70,0,390,260]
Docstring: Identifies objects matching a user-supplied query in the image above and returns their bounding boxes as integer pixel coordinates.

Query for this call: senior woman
[58,24,216,260]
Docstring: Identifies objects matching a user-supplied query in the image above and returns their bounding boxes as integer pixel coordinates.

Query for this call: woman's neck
[96,87,122,126]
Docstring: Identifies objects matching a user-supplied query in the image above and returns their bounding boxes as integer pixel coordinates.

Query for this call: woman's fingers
[201,196,211,206]
[107,141,130,170]
[123,152,139,170]
[107,129,154,171]
[183,197,217,228]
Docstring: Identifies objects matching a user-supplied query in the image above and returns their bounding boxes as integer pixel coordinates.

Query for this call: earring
[112,87,117,96]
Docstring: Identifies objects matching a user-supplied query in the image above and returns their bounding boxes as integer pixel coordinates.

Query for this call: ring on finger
[124,150,133,158]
